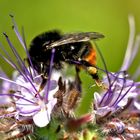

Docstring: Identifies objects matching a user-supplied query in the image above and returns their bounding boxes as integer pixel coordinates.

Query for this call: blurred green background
[0,0,140,114]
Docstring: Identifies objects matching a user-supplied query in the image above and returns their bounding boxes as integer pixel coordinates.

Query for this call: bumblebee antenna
[94,42,111,86]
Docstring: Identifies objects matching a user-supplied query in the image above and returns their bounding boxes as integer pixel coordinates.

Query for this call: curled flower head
[0,16,58,128]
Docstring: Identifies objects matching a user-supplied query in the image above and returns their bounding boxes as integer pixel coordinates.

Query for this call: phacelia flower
[93,15,140,139]
[0,16,58,128]
[0,17,83,140]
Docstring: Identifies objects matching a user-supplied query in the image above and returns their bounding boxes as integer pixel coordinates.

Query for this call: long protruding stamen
[45,48,55,101]
[10,15,36,79]
[0,41,28,80]
[130,35,140,64]
[3,32,24,70]
[114,82,134,106]
[4,33,31,78]
[99,71,125,106]
[111,72,127,107]
[121,15,135,71]
[2,33,38,95]
[0,93,37,105]
[21,27,36,78]
[94,42,111,87]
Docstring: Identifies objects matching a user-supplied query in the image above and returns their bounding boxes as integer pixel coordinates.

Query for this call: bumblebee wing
[45,32,104,49]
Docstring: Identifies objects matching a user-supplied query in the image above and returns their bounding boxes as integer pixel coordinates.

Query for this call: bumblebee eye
[70,46,75,50]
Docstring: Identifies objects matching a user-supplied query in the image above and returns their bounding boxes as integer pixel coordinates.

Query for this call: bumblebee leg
[64,58,103,88]
[61,58,82,91]
[78,60,104,87]
[86,66,108,89]
[75,66,82,92]
[35,77,47,97]
[86,66,101,86]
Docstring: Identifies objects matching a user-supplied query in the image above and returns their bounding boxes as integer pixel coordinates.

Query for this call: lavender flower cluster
[0,15,140,140]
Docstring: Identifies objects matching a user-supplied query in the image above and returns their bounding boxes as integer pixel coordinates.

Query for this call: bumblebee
[29,30,104,88]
